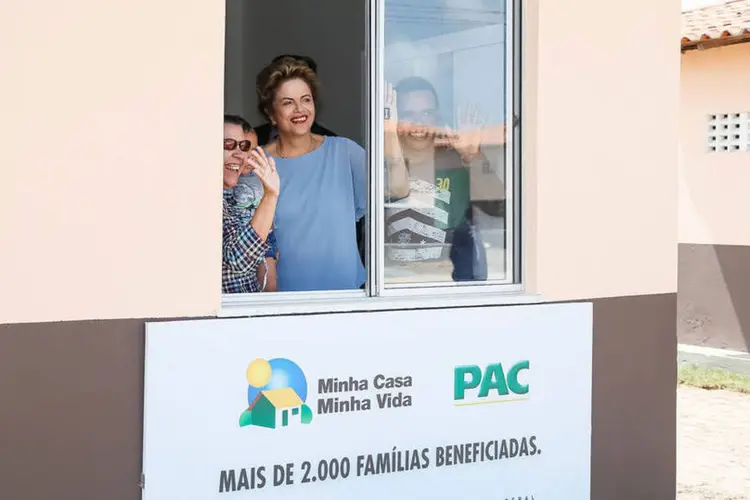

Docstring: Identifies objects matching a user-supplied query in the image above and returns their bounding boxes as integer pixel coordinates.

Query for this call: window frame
[220,0,526,317]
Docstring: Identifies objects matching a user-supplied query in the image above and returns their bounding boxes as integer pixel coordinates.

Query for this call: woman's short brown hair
[256,56,319,121]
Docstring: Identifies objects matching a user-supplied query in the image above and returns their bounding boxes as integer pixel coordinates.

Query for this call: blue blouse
[271,136,366,291]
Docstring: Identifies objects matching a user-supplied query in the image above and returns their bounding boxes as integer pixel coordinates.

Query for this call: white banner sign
[142,303,592,500]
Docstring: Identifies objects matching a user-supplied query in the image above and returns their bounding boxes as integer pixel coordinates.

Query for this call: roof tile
[682,0,750,46]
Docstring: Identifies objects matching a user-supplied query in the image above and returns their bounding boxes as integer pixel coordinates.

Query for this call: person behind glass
[255,56,371,291]
[383,76,489,281]
[222,114,281,293]
[253,54,337,147]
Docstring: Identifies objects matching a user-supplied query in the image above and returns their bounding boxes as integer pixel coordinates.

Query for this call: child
[234,166,280,292]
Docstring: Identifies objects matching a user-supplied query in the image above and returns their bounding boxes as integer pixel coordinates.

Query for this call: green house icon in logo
[249,388,313,429]
[239,358,314,429]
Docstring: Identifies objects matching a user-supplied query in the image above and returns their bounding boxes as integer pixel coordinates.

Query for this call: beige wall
[680,43,750,246]
[0,1,226,323]
[523,0,680,301]
[0,0,679,324]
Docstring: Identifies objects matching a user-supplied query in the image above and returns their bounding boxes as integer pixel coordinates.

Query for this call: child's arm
[258,256,278,292]
[257,230,279,292]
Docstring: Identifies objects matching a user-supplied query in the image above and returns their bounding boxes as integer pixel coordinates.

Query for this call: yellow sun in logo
[246,358,272,388]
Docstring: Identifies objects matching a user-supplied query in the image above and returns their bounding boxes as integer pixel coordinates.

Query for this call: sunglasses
[224,138,253,152]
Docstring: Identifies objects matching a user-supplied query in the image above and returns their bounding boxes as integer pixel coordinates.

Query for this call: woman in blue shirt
[255,56,367,291]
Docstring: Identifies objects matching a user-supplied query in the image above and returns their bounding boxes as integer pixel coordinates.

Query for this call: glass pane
[382,0,510,286]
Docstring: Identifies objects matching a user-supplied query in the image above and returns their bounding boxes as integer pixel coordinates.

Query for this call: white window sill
[220,288,543,318]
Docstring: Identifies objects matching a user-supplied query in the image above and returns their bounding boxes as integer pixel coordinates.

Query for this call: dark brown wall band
[590,293,677,500]
[0,319,148,500]
[679,243,750,352]
[0,295,676,500]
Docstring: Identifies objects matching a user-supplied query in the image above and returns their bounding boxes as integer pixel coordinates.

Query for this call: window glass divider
[505,0,517,285]
[368,0,386,298]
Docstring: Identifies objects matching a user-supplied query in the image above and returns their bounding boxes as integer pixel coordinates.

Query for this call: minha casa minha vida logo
[239,358,413,428]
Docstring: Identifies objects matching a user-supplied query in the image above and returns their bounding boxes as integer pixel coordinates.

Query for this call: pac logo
[453,361,530,406]
[239,358,313,429]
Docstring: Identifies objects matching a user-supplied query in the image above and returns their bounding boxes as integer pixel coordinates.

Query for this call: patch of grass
[678,364,750,394]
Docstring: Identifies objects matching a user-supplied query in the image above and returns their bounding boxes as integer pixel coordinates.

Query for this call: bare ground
[678,386,750,499]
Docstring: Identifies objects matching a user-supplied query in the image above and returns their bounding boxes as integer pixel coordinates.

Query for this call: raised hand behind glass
[245,147,280,198]
[449,103,487,162]
[384,82,399,137]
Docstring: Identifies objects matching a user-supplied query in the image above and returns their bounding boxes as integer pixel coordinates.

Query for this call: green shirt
[385,149,471,262]
[435,165,470,231]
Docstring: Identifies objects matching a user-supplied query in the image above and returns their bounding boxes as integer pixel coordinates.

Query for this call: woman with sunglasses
[222,114,280,294]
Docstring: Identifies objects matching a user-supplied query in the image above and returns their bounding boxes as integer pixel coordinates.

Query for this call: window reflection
[384,0,509,285]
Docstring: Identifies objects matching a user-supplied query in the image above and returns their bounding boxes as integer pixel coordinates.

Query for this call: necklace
[277,135,315,159]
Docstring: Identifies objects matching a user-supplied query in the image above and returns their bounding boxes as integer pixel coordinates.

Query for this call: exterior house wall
[0,0,225,324]
[679,42,750,351]
[0,0,679,499]
[525,0,679,302]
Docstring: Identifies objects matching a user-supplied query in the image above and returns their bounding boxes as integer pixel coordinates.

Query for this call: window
[221,0,520,311]
[707,112,750,153]
[380,0,517,289]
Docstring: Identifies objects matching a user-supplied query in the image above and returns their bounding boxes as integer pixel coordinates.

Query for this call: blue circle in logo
[247,358,308,407]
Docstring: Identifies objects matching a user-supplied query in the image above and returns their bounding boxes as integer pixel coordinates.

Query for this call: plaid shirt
[222,190,267,293]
